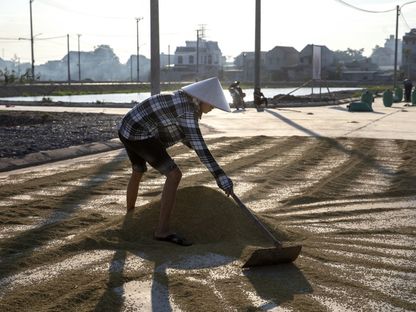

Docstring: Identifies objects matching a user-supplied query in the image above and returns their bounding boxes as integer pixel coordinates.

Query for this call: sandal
[154,233,193,246]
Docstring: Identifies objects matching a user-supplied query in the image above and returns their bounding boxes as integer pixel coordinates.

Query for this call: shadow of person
[91,186,310,310]
[93,210,134,312]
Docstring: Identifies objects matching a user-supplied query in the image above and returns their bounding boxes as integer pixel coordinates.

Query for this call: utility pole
[150,0,160,95]
[393,5,400,89]
[130,57,133,82]
[168,44,171,84]
[136,17,143,82]
[196,29,200,81]
[67,34,71,85]
[254,0,261,93]
[29,0,35,80]
[195,24,206,81]
[77,34,81,81]
[18,57,21,76]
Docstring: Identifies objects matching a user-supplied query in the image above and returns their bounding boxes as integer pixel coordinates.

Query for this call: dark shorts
[118,132,178,175]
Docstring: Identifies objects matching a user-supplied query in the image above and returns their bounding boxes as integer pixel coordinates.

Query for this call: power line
[333,0,396,13]
[36,35,67,41]
[400,12,412,30]
[37,0,133,20]
[0,37,20,41]
[334,0,416,14]
[400,0,416,30]
[401,0,416,9]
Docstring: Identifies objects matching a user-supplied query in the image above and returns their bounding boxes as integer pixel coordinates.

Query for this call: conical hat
[181,77,231,112]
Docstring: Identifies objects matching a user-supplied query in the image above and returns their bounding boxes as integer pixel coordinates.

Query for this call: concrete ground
[1,97,415,173]
[201,98,416,141]
[2,97,415,140]
[1,98,416,311]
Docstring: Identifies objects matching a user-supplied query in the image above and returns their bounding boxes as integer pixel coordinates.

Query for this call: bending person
[118,77,233,246]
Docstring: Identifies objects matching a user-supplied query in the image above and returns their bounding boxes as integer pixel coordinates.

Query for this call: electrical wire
[400,12,412,30]
[0,37,20,41]
[333,0,397,13]
[36,0,133,20]
[398,1,416,32]
[401,0,416,9]
[0,36,67,42]
[36,35,67,41]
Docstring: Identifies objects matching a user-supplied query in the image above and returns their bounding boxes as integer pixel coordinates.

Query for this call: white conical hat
[181,77,231,112]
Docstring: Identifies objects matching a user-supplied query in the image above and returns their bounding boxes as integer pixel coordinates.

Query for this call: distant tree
[334,48,365,62]
[371,45,394,66]
[93,45,120,62]
[0,68,16,85]
[84,45,125,80]
[0,67,36,85]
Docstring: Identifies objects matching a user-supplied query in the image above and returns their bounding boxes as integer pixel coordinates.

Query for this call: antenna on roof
[197,24,206,40]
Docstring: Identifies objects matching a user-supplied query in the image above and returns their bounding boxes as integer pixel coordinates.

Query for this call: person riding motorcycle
[228,81,246,110]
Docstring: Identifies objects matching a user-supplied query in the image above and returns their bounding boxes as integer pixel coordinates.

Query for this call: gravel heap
[0,111,122,159]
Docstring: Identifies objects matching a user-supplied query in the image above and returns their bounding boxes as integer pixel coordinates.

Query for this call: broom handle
[231,193,283,248]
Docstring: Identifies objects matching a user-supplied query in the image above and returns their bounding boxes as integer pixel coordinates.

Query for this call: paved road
[2,98,415,141]
[1,98,415,173]
[202,98,416,141]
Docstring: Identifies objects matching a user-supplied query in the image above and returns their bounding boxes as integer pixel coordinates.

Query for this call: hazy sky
[1,0,415,65]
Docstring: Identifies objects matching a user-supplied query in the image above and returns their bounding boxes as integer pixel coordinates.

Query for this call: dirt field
[0,111,121,158]
[0,135,415,311]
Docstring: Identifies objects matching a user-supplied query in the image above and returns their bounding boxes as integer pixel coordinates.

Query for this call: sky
[1,0,416,65]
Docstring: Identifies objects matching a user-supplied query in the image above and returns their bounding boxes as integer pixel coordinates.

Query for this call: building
[371,35,402,69]
[284,45,334,81]
[340,58,380,82]
[265,46,299,81]
[163,39,225,82]
[231,51,267,83]
[401,28,416,80]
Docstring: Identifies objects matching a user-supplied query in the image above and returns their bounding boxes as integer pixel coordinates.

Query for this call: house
[371,35,402,69]
[284,44,334,81]
[162,39,225,81]
[265,46,299,81]
[232,51,268,82]
[401,28,416,80]
[340,58,380,81]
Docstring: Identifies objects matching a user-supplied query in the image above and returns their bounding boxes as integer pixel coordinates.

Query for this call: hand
[217,175,233,196]
[224,186,234,197]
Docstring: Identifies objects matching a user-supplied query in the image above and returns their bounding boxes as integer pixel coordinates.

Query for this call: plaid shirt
[118,90,232,190]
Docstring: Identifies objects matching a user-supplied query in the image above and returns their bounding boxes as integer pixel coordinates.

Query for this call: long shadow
[93,213,177,312]
[329,106,385,115]
[329,106,349,112]
[265,109,322,138]
[93,211,132,312]
[264,109,397,176]
[0,150,126,279]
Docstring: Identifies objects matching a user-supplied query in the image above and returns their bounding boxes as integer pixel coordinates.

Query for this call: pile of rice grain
[85,186,275,265]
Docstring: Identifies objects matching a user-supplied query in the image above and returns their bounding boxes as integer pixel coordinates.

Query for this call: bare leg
[154,167,182,238]
[126,170,143,211]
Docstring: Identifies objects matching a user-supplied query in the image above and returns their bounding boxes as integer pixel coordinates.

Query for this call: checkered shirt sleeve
[179,112,233,191]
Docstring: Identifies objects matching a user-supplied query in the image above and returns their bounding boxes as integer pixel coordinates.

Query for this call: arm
[179,112,233,192]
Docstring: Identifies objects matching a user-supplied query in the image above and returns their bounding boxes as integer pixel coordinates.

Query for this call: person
[118,77,234,246]
[254,88,268,109]
[228,81,246,110]
[404,79,413,102]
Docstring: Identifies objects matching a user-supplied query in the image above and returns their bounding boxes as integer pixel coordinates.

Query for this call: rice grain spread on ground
[0,112,415,311]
